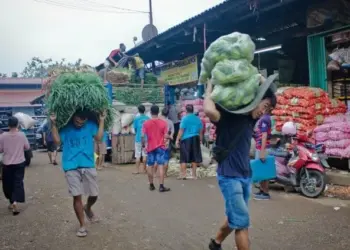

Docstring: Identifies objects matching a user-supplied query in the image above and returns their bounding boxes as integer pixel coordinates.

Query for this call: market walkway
[1,152,350,250]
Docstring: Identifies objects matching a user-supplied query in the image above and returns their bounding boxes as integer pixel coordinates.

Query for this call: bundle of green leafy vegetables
[113,86,163,105]
[47,72,115,130]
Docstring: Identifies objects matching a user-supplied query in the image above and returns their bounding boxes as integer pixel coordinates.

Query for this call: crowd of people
[0,74,277,250]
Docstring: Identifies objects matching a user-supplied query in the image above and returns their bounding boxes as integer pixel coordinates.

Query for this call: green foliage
[113,86,163,105]
[47,72,114,130]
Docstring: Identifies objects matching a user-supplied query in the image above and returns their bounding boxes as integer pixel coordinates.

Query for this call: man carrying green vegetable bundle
[205,77,277,250]
[50,110,106,237]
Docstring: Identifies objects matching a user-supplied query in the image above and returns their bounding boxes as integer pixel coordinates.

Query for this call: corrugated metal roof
[0,90,44,107]
[0,78,43,85]
[128,0,232,54]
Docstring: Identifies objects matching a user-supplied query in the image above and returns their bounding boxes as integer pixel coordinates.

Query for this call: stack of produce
[180,99,216,142]
[47,72,114,130]
[199,32,260,111]
[314,114,350,157]
[113,86,164,105]
[106,68,132,85]
[272,87,347,136]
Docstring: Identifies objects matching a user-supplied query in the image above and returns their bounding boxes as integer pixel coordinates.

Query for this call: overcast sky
[0,0,224,75]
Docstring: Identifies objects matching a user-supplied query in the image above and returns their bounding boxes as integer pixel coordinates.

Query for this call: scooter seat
[268,149,289,158]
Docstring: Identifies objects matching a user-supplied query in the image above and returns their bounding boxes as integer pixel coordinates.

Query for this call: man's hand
[100,111,107,121]
[50,113,57,124]
[259,150,266,163]
[176,140,180,148]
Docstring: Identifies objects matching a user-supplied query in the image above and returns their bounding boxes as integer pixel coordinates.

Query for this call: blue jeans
[147,148,166,166]
[136,67,145,80]
[217,175,251,229]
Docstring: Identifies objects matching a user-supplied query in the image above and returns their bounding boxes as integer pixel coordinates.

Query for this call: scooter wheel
[300,170,326,198]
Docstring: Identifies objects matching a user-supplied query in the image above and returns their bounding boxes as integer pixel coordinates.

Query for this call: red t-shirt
[142,118,168,152]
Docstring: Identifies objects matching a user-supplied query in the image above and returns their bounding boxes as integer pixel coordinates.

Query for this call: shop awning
[0,90,44,107]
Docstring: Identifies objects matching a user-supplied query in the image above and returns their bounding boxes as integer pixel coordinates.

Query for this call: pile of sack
[199,32,260,111]
[112,112,135,135]
[315,114,350,157]
[13,112,36,130]
[106,68,132,85]
[272,87,347,136]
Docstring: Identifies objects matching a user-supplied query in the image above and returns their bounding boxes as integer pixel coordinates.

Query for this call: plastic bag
[324,139,350,149]
[13,112,36,130]
[211,59,258,85]
[199,32,255,82]
[211,74,260,110]
[112,111,122,135]
[281,87,326,99]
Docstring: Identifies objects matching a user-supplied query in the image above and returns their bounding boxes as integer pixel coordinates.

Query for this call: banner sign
[159,55,198,86]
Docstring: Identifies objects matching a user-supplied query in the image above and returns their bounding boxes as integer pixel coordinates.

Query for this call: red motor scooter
[269,136,329,198]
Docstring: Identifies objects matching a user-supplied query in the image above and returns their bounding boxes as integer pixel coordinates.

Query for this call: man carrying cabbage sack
[205,76,277,250]
[50,110,106,237]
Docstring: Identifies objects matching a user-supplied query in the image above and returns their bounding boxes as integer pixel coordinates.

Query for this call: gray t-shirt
[168,105,179,124]
[166,118,174,135]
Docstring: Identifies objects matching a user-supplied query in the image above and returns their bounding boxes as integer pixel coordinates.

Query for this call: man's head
[162,107,169,117]
[186,104,194,114]
[72,110,89,128]
[120,43,126,52]
[150,105,160,117]
[251,88,277,120]
[8,116,19,129]
[138,105,146,114]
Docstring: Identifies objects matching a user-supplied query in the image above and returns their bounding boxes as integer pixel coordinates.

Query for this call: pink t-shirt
[0,131,30,165]
[142,118,168,152]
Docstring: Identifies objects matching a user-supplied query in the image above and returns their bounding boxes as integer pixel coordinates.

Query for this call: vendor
[128,55,145,88]
[95,43,127,72]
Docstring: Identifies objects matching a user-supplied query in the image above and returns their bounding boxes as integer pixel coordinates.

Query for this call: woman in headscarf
[0,116,30,215]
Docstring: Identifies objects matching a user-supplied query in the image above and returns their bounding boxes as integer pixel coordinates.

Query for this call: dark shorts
[180,136,202,164]
[47,141,57,152]
[147,148,166,166]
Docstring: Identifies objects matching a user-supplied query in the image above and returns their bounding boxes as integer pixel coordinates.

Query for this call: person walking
[50,110,106,237]
[176,104,203,180]
[160,107,175,177]
[0,117,30,215]
[142,105,170,192]
[204,77,277,250]
[254,109,273,200]
[133,105,150,174]
[43,120,58,165]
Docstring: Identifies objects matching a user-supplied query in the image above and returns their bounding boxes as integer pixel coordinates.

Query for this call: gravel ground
[1,152,350,250]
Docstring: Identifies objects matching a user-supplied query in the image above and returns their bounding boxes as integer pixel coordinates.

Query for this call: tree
[11,72,18,78]
[0,73,7,78]
[21,57,82,78]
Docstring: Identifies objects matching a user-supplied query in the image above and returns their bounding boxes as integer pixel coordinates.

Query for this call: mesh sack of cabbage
[211,59,258,85]
[199,32,256,82]
[210,74,260,111]
[47,72,115,130]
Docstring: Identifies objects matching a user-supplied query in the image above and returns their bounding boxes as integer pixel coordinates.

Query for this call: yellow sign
[159,55,198,86]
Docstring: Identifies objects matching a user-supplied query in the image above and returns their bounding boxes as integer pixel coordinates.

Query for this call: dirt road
[1,153,350,250]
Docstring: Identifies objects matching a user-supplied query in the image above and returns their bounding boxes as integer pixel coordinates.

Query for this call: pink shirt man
[0,132,30,165]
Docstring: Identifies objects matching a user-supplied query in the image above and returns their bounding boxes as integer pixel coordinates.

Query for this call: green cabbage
[199,32,256,82]
[211,59,258,85]
[210,74,260,110]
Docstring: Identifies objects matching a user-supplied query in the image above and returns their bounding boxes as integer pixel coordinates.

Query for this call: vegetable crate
[112,134,135,165]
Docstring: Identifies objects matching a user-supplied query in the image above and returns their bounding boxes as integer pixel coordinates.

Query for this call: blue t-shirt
[59,121,98,172]
[213,105,256,178]
[133,114,150,143]
[180,114,203,140]
[103,131,109,143]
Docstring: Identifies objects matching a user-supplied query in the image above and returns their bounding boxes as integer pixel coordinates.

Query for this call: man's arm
[95,112,106,142]
[51,123,61,145]
[203,80,221,123]
[141,123,146,147]
[43,131,46,145]
[23,133,30,150]
[108,50,119,66]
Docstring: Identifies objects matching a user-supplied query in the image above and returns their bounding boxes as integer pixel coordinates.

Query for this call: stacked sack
[199,32,260,111]
[272,87,347,137]
[315,114,350,157]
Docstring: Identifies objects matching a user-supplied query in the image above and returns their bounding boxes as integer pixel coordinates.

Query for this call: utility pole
[149,0,153,25]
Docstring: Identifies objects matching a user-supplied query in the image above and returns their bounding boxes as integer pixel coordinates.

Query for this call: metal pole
[149,0,153,25]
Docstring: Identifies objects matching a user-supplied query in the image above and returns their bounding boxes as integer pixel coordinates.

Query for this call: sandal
[177,176,187,180]
[84,205,99,223]
[76,227,88,237]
